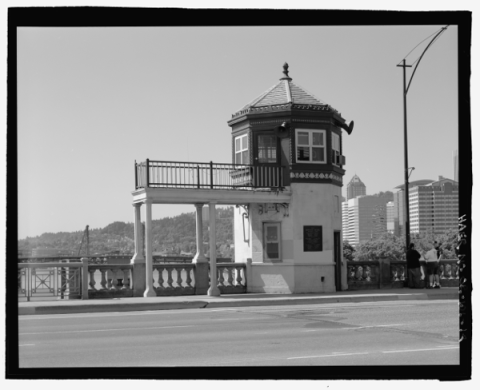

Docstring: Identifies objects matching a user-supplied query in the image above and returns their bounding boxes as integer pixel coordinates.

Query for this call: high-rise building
[409,176,459,235]
[342,195,387,246]
[346,174,366,200]
[393,177,458,237]
[386,201,397,235]
[453,150,458,182]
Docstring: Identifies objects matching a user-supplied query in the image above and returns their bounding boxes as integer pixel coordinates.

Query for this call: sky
[13,8,470,240]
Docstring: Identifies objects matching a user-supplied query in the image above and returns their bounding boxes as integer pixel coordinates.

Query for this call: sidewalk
[18,287,459,316]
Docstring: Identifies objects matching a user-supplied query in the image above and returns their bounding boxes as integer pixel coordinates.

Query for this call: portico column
[192,203,207,263]
[131,203,144,263]
[207,202,220,296]
[143,200,156,297]
[130,203,146,297]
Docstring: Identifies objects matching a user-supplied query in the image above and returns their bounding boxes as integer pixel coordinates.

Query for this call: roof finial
[280,62,292,80]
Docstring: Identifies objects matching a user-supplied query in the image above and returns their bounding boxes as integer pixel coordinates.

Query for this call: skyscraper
[342,195,387,246]
[346,174,366,200]
[393,177,457,237]
[453,150,458,182]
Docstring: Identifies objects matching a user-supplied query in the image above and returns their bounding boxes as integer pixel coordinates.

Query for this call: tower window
[235,134,249,164]
[296,129,326,163]
[258,135,277,163]
[264,222,281,261]
[332,132,341,166]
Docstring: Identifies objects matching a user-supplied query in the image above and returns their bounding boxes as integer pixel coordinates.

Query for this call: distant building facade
[342,195,387,246]
[409,177,459,235]
[346,174,366,200]
[393,177,458,237]
[386,201,397,235]
[453,150,458,182]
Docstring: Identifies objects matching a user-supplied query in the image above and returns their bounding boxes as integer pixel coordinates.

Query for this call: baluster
[167,268,174,288]
[100,269,107,289]
[185,267,192,288]
[121,269,129,289]
[218,266,225,286]
[110,269,119,290]
[399,265,405,281]
[227,267,234,287]
[347,266,355,281]
[236,266,243,286]
[157,266,164,288]
[364,266,371,282]
[355,265,363,280]
[89,268,96,290]
[391,266,398,281]
[176,267,183,288]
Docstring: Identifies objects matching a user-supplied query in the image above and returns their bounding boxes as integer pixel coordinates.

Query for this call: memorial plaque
[303,225,323,252]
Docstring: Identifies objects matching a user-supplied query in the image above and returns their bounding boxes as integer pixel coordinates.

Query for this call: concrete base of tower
[246,263,337,294]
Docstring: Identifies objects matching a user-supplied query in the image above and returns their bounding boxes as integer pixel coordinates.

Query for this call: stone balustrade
[87,264,134,298]
[216,263,246,294]
[152,263,196,295]
[347,259,460,290]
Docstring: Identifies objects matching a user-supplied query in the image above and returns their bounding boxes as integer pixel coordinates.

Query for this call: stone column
[131,203,146,297]
[192,203,206,263]
[143,200,156,297]
[193,203,209,295]
[132,203,145,263]
[207,202,220,296]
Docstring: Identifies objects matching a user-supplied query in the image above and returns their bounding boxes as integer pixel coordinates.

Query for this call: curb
[18,291,458,316]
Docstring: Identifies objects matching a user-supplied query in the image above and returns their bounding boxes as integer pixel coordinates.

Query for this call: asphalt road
[18,300,459,367]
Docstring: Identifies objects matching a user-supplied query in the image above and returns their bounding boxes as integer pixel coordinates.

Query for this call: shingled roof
[231,63,337,119]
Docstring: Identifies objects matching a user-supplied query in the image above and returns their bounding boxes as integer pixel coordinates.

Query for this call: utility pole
[397,59,412,250]
[397,25,448,251]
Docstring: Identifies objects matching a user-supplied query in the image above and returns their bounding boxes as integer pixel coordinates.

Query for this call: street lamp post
[396,25,448,251]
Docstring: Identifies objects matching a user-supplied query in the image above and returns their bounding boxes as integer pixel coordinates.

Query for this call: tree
[343,241,355,261]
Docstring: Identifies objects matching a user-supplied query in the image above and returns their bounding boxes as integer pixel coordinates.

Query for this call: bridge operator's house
[131,64,354,296]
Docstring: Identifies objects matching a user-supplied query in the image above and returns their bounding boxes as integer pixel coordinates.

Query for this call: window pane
[235,138,240,152]
[312,147,324,162]
[266,226,278,241]
[298,132,309,145]
[266,243,279,259]
[242,150,248,164]
[258,135,277,163]
[242,135,248,150]
[312,132,323,146]
[235,153,241,164]
[297,147,310,161]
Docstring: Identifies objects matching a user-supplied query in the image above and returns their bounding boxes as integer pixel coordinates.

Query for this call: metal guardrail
[135,159,284,190]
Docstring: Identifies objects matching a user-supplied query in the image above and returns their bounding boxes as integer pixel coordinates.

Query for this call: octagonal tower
[229,63,354,293]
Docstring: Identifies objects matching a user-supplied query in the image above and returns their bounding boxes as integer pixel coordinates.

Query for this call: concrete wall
[234,182,347,293]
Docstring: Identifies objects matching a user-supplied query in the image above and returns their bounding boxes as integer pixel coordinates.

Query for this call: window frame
[295,129,327,164]
[234,133,249,165]
[263,222,282,261]
[331,132,341,166]
[256,133,278,164]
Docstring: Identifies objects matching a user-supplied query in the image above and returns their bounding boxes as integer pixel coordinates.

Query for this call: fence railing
[18,261,85,301]
[135,160,284,190]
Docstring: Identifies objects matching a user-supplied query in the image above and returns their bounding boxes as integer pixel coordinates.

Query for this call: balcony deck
[133,160,291,205]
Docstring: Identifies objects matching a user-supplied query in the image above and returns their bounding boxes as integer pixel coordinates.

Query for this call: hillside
[18,207,235,258]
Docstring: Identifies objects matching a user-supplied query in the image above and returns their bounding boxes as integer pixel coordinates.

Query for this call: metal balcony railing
[135,160,284,190]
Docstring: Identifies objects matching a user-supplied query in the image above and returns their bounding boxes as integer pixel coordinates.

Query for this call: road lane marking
[382,346,459,354]
[341,324,405,330]
[288,352,369,360]
[19,325,194,335]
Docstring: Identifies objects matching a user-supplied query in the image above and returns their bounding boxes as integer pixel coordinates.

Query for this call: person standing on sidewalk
[406,243,422,288]
[423,241,440,289]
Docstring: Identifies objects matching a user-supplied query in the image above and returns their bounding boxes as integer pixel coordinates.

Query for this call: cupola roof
[231,63,340,119]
